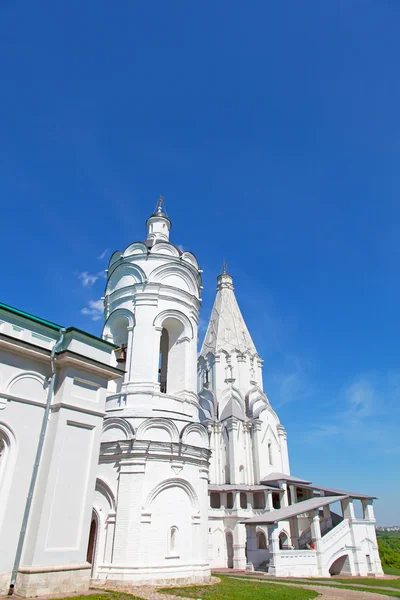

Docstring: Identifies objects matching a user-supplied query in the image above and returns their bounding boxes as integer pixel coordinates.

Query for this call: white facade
[0,202,384,595]
[0,306,121,596]
[199,271,383,578]
[90,205,211,586]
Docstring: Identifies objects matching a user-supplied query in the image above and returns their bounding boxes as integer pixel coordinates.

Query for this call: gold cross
[221,258,228,274]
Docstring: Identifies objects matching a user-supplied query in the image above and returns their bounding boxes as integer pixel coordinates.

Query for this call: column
[226,419,239,484]
[289,484,297,505]
[361,499,375,522]
[243,422,254,485]
[233,523,247,569]
[265,490,273,511]
[289,516,300,549]
[341,497,356,521]
[245,525,257,571]
[124,325,135,382]
[267,523,280,576]
[277,425,290,473]
[280,483,289,508]
[252,420,262,484]
[103,512,116,564]
[309,509,328,576]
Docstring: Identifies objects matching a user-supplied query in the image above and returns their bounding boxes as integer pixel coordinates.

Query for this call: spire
[146,195,172,243]
[200,270,258,357]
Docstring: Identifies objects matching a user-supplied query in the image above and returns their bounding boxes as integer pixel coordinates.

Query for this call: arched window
[239,464,245,483]
[279,531,289,550]
[257,530,267,549]
[226,492,234,509]
[157,317,186,395]
[224,465,231,484]
[159,328,169,393]
[240,492,247,509]
[169,526,178,556]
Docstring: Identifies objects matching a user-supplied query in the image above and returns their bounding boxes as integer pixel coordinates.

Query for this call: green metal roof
[0,301,62,331]
[0,301,117,348]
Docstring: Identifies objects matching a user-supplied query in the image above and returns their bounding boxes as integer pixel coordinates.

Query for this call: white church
[0,202,383,596]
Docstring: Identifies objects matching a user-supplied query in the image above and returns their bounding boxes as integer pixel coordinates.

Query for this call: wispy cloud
[97,248,109,260]
[309,373,400,453]
[79,271,99,287]
[267,356,313,409]
[78,270,107,287]
[81,299,104,321]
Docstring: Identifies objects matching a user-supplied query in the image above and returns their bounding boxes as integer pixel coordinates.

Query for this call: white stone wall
[0,307,119,596]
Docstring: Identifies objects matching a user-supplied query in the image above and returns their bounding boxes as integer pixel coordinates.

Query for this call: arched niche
[102,417,134,443]
[149,263,198,296]
[7,372,47,402]
[136,418,180,443]
[106,263,145,294]
[180,423,209,448]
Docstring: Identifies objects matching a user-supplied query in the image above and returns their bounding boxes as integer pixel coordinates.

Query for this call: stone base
[93,564,211,588]
[14,563,91,597]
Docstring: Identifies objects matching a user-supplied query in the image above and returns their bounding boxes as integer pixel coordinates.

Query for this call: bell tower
[92,200,211,586]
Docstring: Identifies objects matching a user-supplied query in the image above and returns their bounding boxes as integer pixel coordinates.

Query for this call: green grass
[322,585,400,598]
[384,567,400,577]
[55,595,142,600]
[219,575,400,598]
[161,576,319,599]
[329,577,400,589]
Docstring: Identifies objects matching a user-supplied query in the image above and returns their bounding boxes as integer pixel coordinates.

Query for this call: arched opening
[257,530,267,550]
[226,492,234,509]
[225,531,234,568]
[240,492,247,509]
[329,554,350,576]
[159,328,169,393]
[157,317,186,395]
[239,464,245,483]
[279,531,289,550]
[87,515,98,567]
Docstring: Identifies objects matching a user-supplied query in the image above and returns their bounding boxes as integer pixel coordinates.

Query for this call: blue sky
[1,1,399,524]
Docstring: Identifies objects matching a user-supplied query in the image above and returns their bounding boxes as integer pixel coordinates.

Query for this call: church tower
[199,269,290,569]
[91,201,211,585]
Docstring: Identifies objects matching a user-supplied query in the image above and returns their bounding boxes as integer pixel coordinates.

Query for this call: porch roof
[208,484,277,493]
[309,484,377,500]
[260,472,312,486]
[241,495,348,524]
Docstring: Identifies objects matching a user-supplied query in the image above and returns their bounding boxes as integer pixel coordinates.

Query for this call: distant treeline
[377,531,400,575]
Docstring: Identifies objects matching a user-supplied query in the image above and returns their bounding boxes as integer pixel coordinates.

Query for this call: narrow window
[169,526,178,555]
[226,492,234,509]
[159,328,169,393]
[268,442,273,466]
[240,492,247,509]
